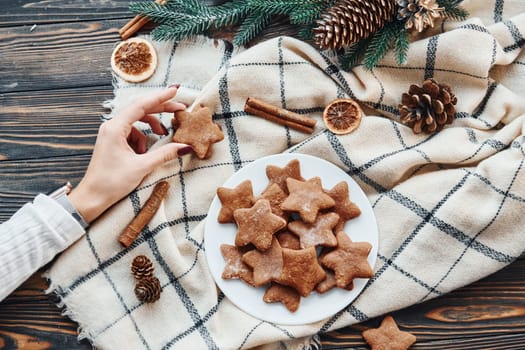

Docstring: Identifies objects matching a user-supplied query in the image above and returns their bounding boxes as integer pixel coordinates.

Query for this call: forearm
[0,194,85,301]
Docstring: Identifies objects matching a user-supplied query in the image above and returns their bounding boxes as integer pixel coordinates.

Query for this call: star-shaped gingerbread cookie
[258,182,289,220]
[277,247,326,297]
[217,180,255,223]
[172,104,224,159]
[320,231,373,288]
[281,177,335,223]
[276,230,301,250]
[287,212,339,248]
[263,283,301,312]
[265,158,304,193]
[315,269,354,294]
[362,315,416,350]
[325,181,361,231]
[233,199,287,251]
[242,238,283,286]
[220,244,255,286]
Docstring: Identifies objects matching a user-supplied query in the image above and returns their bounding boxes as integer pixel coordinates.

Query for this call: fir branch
[289,3,326,25]
[363,23,398,70]
[233,12,273,46]
[178,0,212,16]
[150,24,193,41]
[393,22,409,65]
[247,0,314,16]
[131,0,251,41]
[129,3,195,24]
[438,0,469,21]
[206,0,251,28]
[339,37,370,71]
[298,23,317,40]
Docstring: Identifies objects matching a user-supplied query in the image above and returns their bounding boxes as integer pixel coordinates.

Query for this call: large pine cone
[134,276,162,303]
[399,78,457,134]
[131,255,154,279]
[313,0,398,50]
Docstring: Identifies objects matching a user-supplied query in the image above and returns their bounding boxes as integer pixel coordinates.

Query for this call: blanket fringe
[43,272,97,347]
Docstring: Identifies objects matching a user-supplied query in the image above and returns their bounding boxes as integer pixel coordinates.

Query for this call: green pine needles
[130,0,468,71]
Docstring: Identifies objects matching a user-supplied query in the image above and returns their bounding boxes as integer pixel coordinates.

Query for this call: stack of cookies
[217,159,374,312]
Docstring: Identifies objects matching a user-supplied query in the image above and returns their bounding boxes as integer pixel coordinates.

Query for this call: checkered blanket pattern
[46,1,525,349]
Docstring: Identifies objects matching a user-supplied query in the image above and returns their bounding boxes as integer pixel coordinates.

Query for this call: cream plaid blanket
[46,1,525,349]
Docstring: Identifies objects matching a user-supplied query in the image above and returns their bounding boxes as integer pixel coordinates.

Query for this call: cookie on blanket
[287,212,339,248]
[263,283,301,312]
[324,181,361,231]
[265,158,304,193]
[242,238,283,286]
[362,315,416,350]
[217,180,255,223]
[277,247,326,297]
[281,177,335,223]
[320,231,373,288]
[233,199,287,251]
[258,182,289,220]
[172,104,224,159]
[276,231,301,250]
[220,244,255,286]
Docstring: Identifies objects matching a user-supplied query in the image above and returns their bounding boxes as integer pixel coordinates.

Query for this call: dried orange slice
[111,37,158,83]
[322,98,363,135]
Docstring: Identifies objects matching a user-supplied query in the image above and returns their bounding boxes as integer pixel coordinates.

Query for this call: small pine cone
[399,78,457,134]
[131,255,154,279]
[134,276,162,303]
[397,0,444,32]
[313,0,398,50]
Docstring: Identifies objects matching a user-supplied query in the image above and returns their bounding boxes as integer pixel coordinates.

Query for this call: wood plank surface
[1,1,524,349]
[0,20,123,93]
[0,0,130,27]
[0,87,110,161]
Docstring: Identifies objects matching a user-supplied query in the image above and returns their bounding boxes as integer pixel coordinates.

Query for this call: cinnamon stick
[119,181,170,248]
[119,0,165,40]
[120,16,151,40]
[245,104,315,134]
[245,97,317,128]
[119,15,142,37]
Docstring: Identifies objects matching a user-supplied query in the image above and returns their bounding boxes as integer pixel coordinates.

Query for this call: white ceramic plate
[204,153,378,325]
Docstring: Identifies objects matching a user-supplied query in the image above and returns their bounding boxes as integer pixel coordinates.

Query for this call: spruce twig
[363,22,398,70]
[298,23,317,40]
[438,0,469,21]
[340,37,370,71]
[234,12,273,46]
[393,22,409,65]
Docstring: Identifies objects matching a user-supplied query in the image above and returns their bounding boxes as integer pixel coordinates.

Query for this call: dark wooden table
[1,2,524,349]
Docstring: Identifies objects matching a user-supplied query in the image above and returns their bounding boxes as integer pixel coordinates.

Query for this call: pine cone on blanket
[313,0,398,50]
[397,0,444,32]
[399,78,457,134]
[135,276,162,303]
[131,255,154,279]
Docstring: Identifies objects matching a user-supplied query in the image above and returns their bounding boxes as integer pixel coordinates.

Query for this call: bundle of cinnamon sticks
[119,0,166,40]
[244,97,317,134]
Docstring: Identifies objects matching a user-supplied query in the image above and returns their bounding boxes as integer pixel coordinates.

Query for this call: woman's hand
[69,86,192,223]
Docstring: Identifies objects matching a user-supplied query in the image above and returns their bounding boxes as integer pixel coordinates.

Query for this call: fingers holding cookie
[172,104,224,159]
